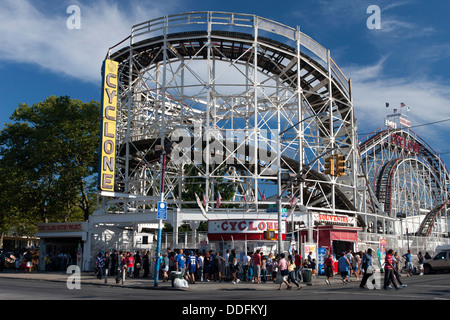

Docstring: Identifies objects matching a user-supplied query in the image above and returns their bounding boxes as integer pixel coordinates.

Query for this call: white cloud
[344,59,450,149]
[0,0,179,83]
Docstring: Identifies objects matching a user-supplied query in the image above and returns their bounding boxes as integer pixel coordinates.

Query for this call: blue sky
[1,0,450,165]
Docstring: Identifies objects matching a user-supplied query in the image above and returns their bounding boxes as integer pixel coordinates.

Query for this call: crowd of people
[92,247,432,290]
[0,249,39,273]
[94,249,153,284]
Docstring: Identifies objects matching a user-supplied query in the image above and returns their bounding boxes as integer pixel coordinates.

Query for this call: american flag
[194,193,208,219]
[216,191,222,209]
[202,193,207,207]
[289,196,298,207]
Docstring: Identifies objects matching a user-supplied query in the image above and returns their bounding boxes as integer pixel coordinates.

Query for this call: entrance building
[36,222,88,271]
[300,225,361,259]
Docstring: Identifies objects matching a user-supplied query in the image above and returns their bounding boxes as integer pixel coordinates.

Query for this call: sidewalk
[0,270,354,291]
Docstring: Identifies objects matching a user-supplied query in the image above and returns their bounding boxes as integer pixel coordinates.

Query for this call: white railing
[130,11,329,65]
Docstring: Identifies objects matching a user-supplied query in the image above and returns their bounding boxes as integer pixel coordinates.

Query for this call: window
[434,252,446,260]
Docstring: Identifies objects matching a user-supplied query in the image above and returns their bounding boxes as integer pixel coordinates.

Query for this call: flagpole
[277,109,283,256]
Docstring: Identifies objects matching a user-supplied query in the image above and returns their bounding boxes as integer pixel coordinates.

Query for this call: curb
[0,271,354,291]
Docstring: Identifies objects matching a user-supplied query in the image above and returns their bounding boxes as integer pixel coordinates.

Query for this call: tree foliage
[163,164,237,232]
[0,96,100,236]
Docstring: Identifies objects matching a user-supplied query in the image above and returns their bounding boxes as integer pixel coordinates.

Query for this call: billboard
[207,219,287,241]
[99,59,118,191]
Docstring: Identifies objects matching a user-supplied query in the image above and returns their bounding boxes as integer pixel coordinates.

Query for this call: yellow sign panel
[99,59,118,191]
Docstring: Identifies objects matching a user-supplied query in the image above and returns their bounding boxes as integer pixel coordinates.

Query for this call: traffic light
[264,229,276,240]
[324,155,334,176]
[335,154,346,176]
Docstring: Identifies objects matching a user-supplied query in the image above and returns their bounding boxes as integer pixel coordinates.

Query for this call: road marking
[413,284,450,288]
[312,290,434,300]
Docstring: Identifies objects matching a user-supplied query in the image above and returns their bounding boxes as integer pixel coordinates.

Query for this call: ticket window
[332,240,354,259]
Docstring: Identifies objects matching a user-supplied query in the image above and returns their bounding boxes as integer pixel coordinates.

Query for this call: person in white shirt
[225,249,230,279]
[197,253,204,282]
[243,253,251,282]
[346,251,354,277]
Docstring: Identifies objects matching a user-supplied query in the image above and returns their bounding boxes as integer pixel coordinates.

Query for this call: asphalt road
[1,272,449,301]
[0,274,448,319]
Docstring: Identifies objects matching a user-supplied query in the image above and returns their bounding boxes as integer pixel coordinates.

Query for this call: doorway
[333,240,354,259]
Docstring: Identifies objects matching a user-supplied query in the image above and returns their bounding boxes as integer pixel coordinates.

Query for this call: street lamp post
[154,150,166,287]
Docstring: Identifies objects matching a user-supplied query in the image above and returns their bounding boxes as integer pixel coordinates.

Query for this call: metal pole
[154,152,166,287]
[155,16,168,287]
[277,122,283,256]
[406,227,410,251]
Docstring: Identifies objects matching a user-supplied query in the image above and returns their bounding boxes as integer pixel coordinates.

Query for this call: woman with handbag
[287,255,301,290]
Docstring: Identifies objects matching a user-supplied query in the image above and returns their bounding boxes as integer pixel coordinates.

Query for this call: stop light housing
[335,154,346,176]
[264,229,276,240]
[324,155,334,176]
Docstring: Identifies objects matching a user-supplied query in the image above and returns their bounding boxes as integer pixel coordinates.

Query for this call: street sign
[157,201,167,220]
[266,204,288,217]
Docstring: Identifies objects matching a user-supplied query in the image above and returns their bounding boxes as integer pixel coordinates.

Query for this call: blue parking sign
[157,201,167,220]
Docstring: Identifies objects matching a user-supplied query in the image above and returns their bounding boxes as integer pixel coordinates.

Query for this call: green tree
[0,96,100,231]
[178,164,236,209]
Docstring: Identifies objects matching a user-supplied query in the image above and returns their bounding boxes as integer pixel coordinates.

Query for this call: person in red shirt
[126,252,135,278]
[383,249,399,290]
[324,254,334,285]
[294,250,302,282]
[252,250,261,284]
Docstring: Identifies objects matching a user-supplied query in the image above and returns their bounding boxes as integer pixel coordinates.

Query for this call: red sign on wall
[37,223,83,233]
[390,133,421,154]
[207,219,286,241]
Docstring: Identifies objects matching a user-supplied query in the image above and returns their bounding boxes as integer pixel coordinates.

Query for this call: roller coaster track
[111,30,353,142]
[117,134,362,223]
[360,128,449,186]
[360,127,449,236]
[417,201,449,237]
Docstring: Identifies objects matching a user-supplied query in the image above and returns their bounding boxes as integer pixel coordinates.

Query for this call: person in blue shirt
[338,252,352,284]
[95,252,105,279]
[176,249,186,278]
[187,251,199,284]
[403,250,413,276]
[359,248,374,288]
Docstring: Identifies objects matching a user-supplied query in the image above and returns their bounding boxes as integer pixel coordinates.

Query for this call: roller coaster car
[423,250,450,274]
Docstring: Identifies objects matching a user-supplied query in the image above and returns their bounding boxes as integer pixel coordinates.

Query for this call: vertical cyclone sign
[99,59,118,191]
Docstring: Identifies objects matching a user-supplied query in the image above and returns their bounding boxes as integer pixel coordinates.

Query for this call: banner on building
[99,59,119,191]
[207,219,287,241]
[312,213,356,227]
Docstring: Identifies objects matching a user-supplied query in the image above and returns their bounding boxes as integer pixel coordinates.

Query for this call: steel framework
[359,127,450,237]
[98,11,359,225]
[96,11,448,240]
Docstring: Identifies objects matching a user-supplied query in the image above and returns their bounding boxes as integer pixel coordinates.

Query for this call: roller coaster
[359,125,449,237]
[97,12,449,244]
